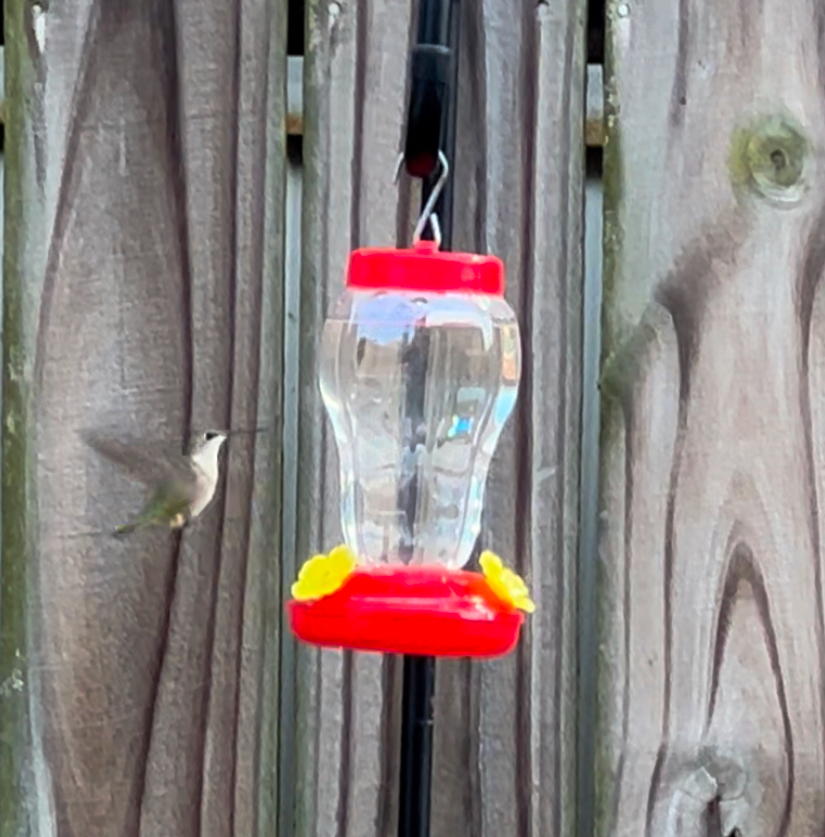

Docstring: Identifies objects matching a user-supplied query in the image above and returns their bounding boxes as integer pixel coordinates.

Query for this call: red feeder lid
[286,564,524,658]
[346,240,505,296]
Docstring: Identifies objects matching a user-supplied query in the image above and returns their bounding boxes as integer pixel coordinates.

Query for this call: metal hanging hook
[412,151,449,247]
[393,152,406,184]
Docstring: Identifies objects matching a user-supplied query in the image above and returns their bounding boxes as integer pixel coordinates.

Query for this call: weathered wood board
[293,1,585,836]
[1,2,286,836]
[293,2,413,835]
[598,0,825,834]
[431,2,585,836]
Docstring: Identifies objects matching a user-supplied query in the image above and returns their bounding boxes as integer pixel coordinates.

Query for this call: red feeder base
[286,564,524,658]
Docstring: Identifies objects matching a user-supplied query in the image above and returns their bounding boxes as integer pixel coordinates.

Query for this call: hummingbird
[84,429,229,537]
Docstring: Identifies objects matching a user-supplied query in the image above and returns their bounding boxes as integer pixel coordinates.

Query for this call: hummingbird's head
[191,430,228,458]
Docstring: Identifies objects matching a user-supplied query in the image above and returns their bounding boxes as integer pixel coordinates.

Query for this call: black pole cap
[403,44,452,180]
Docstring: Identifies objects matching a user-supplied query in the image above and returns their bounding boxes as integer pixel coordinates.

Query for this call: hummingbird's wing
[82,431,198,492]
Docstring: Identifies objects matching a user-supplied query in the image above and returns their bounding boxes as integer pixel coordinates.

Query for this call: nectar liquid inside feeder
[286,239,533,658]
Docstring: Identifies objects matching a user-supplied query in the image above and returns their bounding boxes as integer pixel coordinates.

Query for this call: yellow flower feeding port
[291,544,357,601]
[479,551,536,614]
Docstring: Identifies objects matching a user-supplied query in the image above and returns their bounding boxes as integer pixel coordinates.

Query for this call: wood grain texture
[294,1,585,836]
[599,0,825,834]
[1,2,286,836]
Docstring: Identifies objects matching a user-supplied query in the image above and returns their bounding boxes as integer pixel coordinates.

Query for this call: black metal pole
[397,4,460,837]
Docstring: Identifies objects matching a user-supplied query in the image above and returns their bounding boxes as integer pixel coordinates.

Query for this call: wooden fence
[1,0,820,835]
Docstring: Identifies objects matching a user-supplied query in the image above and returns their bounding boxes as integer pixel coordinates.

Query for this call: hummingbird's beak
[226,426,272,436]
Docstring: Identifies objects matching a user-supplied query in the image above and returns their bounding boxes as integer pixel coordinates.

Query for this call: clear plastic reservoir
[319,287,521,569]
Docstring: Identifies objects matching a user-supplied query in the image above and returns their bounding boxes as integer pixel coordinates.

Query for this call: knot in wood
[682,749,748,802]
[660,747,749,808]
[730,115,809,205]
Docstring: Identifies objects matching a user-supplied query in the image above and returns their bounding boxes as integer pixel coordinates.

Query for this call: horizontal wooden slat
[287,55,302,136]
[586,64,604,147]
[288,55,604,147]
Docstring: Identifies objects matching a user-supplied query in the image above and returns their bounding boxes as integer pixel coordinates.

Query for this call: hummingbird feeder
[287,6,533,834]
[285,163,532,659]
